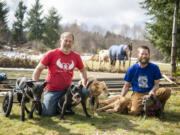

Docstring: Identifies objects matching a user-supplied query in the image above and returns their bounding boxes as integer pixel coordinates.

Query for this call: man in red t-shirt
[32,32,87,116]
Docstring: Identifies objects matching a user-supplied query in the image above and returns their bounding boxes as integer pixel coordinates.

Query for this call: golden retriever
[97,96,131,114]
[79,77,109,116]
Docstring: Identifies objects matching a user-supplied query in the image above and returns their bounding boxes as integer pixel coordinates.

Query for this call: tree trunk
[171,0,179,77]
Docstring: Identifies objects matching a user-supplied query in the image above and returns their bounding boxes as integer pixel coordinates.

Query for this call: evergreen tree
[12,1,27,44]
[140,0,180,61]
[25,0,44,41]
[43,7,62,48]
[0,0,9,41]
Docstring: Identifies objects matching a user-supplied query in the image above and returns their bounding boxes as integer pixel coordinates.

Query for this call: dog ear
[101,81,105,84]
[79,84,83,89]
[78,80,82,85]
[93,81,99,87]
[100,81,107,88]
[71,84,75,89]
[149,94,154,100]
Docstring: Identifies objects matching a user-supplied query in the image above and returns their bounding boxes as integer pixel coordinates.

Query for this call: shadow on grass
[160,110,180,123]
[59,110,156,135]
[7,113,82,135]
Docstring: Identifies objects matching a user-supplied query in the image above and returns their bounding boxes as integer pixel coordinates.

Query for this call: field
[0,88,180,135]
[0,61,180,135]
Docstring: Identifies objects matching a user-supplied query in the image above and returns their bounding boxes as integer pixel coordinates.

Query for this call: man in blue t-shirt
[120,46,171,115]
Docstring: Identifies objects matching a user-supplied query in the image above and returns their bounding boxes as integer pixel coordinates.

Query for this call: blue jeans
[42,87,89,116]
[42,89,66,116]
[82,87,89,99]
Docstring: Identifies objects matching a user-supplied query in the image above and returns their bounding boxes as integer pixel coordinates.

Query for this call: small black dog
[142,94,162,118]
[16,77,47,121]
[57,84,90,119]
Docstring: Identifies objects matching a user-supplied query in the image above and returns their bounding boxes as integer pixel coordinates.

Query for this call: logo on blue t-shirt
[138,75,148,89]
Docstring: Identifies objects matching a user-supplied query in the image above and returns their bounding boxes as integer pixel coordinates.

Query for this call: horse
[109,44,132,71]
[98,49,109,68]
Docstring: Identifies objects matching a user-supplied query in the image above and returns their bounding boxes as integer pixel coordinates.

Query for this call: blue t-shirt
[124,62,162,93]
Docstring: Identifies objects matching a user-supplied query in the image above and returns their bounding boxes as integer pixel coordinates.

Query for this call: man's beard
[138,57,150,65]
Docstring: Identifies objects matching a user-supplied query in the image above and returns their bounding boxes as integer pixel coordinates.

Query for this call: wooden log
[162,74,176,84]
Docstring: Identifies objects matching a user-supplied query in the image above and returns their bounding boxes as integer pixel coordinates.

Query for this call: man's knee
[164,88,171,98]
[42,98,58,116]
[41,90,65,116]
[156,88,171,101]
[42,104,57,116]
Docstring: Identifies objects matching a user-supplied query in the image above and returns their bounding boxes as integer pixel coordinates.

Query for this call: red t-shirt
[41,49,84,91]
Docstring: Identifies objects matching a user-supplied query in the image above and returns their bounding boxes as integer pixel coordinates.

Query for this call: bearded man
[119,46,171,115]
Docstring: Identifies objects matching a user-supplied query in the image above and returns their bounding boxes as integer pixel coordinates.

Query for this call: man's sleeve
[123,66,133,82]
[154,65,162,80]
[41,51,51,66]
[76,54,84,70]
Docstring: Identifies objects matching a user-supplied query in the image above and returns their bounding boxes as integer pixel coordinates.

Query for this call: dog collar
[86,80,94,89]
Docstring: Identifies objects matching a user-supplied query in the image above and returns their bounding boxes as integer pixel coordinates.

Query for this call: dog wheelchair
[2,85,24,117]
[0,73,14,117]
[1,83,42,117]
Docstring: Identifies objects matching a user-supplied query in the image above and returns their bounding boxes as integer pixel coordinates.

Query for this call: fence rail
[0,78,180,93]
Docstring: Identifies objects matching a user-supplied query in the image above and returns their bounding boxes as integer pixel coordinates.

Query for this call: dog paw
[86,114,91,118]
[60,115,65,120]
[94,112,98,116]
[29,115,33,119]
[69,111,75,115]
[21,118,25,122]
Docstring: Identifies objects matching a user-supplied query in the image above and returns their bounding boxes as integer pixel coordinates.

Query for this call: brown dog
[97,96,131,114]
[79,77,109,116]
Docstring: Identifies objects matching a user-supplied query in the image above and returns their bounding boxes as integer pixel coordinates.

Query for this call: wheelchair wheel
[2,91,13,117]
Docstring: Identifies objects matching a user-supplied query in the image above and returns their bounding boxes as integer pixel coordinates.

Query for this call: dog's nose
[107,93,110,97]
[75,94,80,98]
[142,100,146,105]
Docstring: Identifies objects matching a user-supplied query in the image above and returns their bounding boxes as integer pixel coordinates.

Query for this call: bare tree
[171,0,179,77]
[119,24,131,38]
[131,24,145,40]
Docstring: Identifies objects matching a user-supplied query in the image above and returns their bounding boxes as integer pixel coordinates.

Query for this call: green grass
[0,89,180,135]
[0,60,179,135]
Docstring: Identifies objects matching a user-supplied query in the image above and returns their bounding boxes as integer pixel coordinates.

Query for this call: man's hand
[79,67,87,88]
[81,79,87,88]
[149,90,155,96]
[120,81,131,97]
[148,80,160,96]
